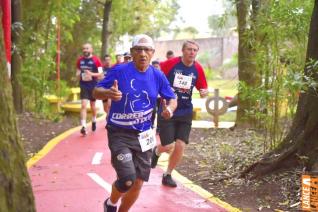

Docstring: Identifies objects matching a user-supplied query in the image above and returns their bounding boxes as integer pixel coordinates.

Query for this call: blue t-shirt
[96,62,176,132]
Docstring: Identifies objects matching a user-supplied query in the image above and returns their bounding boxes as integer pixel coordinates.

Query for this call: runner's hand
[109,80,122,101]
[199,89,208,98]
[161,99,173,120]
[84,69,92,75]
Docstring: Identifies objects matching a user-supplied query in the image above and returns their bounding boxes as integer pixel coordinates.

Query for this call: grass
[208,79,238,97]
[193,79,238,98]
[200,111,236,122]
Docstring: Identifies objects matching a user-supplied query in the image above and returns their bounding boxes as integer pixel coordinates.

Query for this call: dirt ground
[19,112,301,212]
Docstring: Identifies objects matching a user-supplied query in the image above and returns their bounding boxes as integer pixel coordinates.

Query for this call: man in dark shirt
[76,43,103,135]
[151,40,209,187]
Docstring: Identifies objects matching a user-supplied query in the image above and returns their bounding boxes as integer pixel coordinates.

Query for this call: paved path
[27,120,239,212]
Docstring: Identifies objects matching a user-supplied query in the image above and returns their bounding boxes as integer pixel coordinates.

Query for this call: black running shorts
[106,125,152,182]
[80,85,96,101]
[157,113,192,146]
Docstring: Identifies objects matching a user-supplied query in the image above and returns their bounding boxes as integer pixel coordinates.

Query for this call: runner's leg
[118,178,144,212]
[81,99,87,127]
[166,139,185,174]
[109,183,124,205]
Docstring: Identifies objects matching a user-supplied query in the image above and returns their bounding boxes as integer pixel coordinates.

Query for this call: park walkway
[27,119,239,212]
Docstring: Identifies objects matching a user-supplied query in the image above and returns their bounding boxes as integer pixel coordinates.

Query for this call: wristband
[166,106,173,117]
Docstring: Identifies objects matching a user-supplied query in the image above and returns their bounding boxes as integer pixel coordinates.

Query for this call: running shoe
[92,122,97,131]
[162,174,177,187]
[151,146,159,168]
[103,198,117,212]
[80,127,87,136]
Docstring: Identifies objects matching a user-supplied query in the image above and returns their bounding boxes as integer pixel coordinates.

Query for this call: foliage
[18,0,178,117]
[233,0,314,150]
[108,0,179,45]
[20,0,80,115]
[197,51,219,80]
[60,0,179,85]
[208,2,237,37]
[222,53,238,69]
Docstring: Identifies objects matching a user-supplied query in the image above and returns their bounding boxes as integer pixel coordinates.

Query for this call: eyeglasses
[132,47,154,53]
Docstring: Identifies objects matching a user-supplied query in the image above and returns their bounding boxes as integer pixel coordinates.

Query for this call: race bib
[81,72,93,81]
[173,73,192,89]
[138,129,156,152]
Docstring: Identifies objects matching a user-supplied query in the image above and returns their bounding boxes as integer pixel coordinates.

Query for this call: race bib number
[81,72,93,81]
[138,129,156,152]
[173,73,192,89]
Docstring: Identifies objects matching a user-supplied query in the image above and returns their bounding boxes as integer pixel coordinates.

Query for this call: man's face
[82,44,93,57]
[131,46,154,71]
[116,55,123,63]
[104,56,111,68]
[153,64,160,69]
[182,43,199,63]
[124,56,132,63]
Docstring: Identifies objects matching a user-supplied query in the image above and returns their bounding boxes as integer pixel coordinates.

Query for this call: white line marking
[92,152,103,165]
[87,172,112,193]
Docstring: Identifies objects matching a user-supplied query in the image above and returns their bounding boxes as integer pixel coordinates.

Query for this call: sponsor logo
[301,173,318,211]
[116,153,132,162]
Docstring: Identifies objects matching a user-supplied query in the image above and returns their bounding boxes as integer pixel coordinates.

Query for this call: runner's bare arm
[76,69,81,81]
[93,80,122,101]
[84,67,103,78]
[161,98,177,119]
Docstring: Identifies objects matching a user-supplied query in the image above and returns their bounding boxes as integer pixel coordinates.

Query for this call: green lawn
[200,111,236,122]
[193,79,238,98]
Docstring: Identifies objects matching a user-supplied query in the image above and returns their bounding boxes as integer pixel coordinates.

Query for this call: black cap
[123,52,131,58]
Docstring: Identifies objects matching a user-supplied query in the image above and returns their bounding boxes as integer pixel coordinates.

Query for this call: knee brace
[115,174,136,193]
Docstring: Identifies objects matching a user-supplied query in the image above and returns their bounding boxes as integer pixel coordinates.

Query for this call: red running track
[28,121,234,212]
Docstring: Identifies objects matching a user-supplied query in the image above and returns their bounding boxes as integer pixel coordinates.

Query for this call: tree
[11,0,23,113]
[183,26,199,38]
[21,0,81,100]
[62,0,179,86]
[235,0,261,128]
[241,0,318,178]
[0,8,35,211]
[100,0,112,58]
[208,1,237,37]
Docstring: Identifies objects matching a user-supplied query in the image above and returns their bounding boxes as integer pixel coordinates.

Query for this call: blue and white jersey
[96,62,176,132]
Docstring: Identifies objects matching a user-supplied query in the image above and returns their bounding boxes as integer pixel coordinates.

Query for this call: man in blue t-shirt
[93,34,177,212]
[76,43,103,135]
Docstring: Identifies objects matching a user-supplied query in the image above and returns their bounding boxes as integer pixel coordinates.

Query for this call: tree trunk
[241,0,318,179]
[101,0,112,58]
[235,0,261,128]
[11,0,23,113]
[0,8,35,211]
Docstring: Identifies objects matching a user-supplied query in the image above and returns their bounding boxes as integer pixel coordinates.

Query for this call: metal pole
[56,16,61,98]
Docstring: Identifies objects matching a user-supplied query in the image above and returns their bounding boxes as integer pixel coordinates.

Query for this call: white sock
[164,171,172,176]
[92,116,97,122]
[81,120,86,128]
[107,198,117,206]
